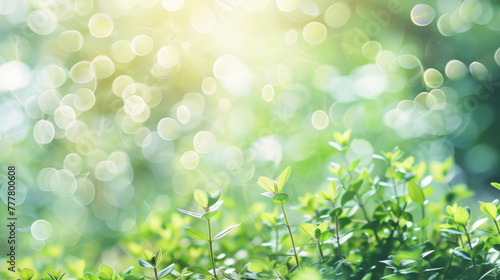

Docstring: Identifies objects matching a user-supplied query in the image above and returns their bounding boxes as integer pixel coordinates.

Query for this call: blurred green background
[0,0,499,276]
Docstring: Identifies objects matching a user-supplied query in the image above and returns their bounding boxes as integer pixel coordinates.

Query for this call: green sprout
[177,189,241,279]
[257,166,302,271]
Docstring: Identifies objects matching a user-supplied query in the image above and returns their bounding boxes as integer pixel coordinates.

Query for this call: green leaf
[491,182,500,190]
[185,227,208,241]
[480,202,498,220]
[417,216,430,228]
[318,221,329,233]
[194,189,209,209]
[158,264,175,279]
[99,264,115,278]
[97,271,111,280]
[83,273,99,280]
[329,207,342,218]
[349,158,361,171]
[453,250,472,261]
[318,181,336,202]
[208,200,224,212]
[20,268,35,280]
[454,207,470,227]
[349,179,363,193]
[138,259,154,269]
[213,223,241,240]
[341,190,356,206]
[408,182,425,206]
[258,177,277,194]
[470,240,485,259]
[122,266,134,278]
[207,189,221,207]
[176,208,202,219]
[493,244,500,251]
[202,211,219,220]
[300,223,317,238]
[187,266,212,275]
[248,260,271,272]
[142,250,154,263]
[470,217,488,233]
[272,193,290,205]
[276,166,291,193]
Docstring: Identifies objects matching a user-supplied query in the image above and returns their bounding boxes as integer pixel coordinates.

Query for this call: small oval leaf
[272,193,290,205]
[213,223,241,240]
[184,227,208,241]
[276,166,291,193]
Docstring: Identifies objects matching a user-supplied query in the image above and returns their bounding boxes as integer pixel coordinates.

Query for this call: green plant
[177,189,241,279]
[257,166,304,271]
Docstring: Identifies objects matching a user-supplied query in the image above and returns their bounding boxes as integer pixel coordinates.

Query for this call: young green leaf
[208,200,224,212]
[142,250,154,262]
[453,250,472,261]
[349,158,361,171]
[276,166,291,193]
[20,268,35,280]
[122,266,134,278]
[479,201,498,220]
[187,266,212,275]
[213,223,241,240]
[300,223,317,238]
[470,240,485,259]
[202,211,219,220]
[184,227,208,241]
[491,182,500,190]
[207,189,221,207]
[177,208,203,219]
[138,259,154,269]
[272,193,290,205]
[82,273,99,280]
[158,263,175,279]
[329,207,342,218]
[408,182,425,206]
[258,176,277,194]
[318,181,336,202]
[194,189,209,209]
[470,217,488,233]
[318,221,329,233]
[454,207,470,227]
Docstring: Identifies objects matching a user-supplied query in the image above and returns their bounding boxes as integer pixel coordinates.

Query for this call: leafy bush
[7,131,500,280]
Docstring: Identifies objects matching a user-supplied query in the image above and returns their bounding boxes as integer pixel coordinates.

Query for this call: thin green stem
[355,193,381,245]
[207,220,217,279]
[275,228,279,253]
[280,204,300,269]
[421,205,426,242]
[317,240,325,262]
[153,268,158,280]
[464,228,477,280]
[335,216,343,261]
[494,220,500,236]
[392,177,400,204]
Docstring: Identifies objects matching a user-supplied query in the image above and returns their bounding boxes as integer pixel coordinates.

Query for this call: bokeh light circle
[31,220,53,241]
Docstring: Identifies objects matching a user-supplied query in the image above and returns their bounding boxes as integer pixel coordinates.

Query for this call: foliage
[7,131,500,280]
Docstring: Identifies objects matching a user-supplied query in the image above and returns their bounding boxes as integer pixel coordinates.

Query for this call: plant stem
[207,219,217,279]
[421,205,426,242]
[153,267,158,280]
[494,220,500,236]
[280,204,300,269]
[355,193,381,245]
[392,178,399,204]
[275,228,279,253]
[317,240,325,262]
[464,228,477,280]
[335,216,343,261]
